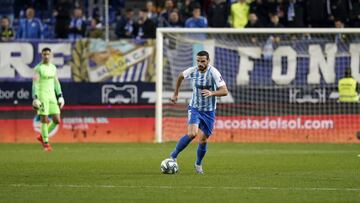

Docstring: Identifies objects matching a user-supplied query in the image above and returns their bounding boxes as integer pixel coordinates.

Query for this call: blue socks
[170,135,208,165]
[196,142,208,165]
[170,135,193,158]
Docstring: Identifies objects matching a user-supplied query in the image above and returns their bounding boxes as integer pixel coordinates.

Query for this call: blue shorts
[187,106,215,137]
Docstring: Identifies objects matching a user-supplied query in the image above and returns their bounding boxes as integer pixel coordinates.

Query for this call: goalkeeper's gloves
[32,99,42,110]
[58,95,65,109]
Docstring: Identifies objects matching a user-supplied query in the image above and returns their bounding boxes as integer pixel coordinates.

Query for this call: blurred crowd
[0,0,359,41]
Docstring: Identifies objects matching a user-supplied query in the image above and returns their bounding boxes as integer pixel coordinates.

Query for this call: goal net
[156,28,360,143]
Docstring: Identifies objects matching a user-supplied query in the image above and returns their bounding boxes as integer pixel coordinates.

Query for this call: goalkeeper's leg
[40,115,50,144]
[37,100,50,144]
[48,114,61,134]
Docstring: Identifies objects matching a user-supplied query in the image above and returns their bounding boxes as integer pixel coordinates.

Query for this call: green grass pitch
[0,143,359,202]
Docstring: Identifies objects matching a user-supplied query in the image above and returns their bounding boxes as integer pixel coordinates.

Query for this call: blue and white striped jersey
[182,65,226,112]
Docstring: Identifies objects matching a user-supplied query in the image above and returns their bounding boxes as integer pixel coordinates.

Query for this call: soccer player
[32,47,65,151]
[338,67,359,102]
[168,50,228,174]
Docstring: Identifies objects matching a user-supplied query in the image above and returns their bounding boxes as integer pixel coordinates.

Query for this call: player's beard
[198,65,207,72]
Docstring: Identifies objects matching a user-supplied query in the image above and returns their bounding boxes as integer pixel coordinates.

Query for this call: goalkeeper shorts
[37,99,60,116]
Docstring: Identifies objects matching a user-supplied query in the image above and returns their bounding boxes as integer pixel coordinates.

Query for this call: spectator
[178,0,196,24]
[230,0,249,28]
[0,16,15,41]
[158,0,176,27]
[350,0,360,27]
[207,0,230,27]
[0,0,14,26]
[268,12,284,43]
[284,0,305,27]
[115,8,137,39]
[268,12,284,28]
[54,0,72,39]
[334,19,348,43]
[177,0,193,23]
[246,13,263,28]
[87,17,104,38]
[249,0,269,26]
[306,0,330,27]
[68,7,87,40]
[245,13,262,44]
[335,18,345,28]
[136,9,156,39]
[166,11,183,27]
[16,7,43,39]
[327,0,352,25]
[270,0,287,26]
[185,4,208,28]
[146,0,158,24]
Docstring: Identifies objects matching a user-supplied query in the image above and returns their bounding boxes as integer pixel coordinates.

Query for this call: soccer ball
[160,158,179,174]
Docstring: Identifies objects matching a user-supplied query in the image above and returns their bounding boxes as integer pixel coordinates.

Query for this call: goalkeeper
[32,47,65,151]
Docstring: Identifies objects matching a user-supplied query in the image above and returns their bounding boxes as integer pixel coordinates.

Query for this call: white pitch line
[2,184,360,192]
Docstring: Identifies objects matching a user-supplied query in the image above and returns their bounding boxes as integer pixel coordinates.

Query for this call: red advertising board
[0,105,155,143]
[163,115,360,143]
[1,105,360,143]
[0,118,154,143]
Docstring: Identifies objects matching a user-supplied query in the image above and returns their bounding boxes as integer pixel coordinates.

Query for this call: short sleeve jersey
[182,65,226,111]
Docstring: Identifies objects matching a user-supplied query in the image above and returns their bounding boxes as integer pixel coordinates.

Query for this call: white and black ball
[160,158,179,174]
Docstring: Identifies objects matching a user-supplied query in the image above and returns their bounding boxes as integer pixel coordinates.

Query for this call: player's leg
[194,130,207,174]
[170,107,200,159]
[37,100,57,151]
[48,114,61,134]
[170,124,198,159]
[48,101,61,134]
[194,110,215,174]
[37,99,50,144]
[196,131,208,166]
[40,115,50,143]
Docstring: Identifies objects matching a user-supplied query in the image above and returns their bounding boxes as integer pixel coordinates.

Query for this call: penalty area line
[2,184,360,192]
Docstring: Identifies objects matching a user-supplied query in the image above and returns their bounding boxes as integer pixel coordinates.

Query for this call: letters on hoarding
[0,39,156,83]
[0,41,72,80]
[235,43,360,85]
[0,40,359,85]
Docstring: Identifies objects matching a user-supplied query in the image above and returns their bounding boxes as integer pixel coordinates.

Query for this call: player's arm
[170,72,185,104]
[202,85,228,97]
[54,76,65,109]
[32,68,41,109]
[32,73,39,99]
[202,68,228,97]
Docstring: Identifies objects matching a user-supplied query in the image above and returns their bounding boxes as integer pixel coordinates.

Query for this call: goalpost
[156,28,360,143]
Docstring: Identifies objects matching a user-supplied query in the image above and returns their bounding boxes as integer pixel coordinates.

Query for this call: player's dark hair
[192,3,201,11]
[344,68,352,77]
[41,47,51,53]
[197,51,209,60]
